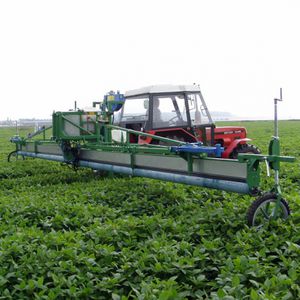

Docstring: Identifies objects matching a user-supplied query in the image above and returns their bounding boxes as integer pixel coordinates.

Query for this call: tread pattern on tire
[231,144,261,159]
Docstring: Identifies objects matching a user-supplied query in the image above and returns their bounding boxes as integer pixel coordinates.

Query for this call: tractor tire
[247,192,290,227]
[230,144,260,159]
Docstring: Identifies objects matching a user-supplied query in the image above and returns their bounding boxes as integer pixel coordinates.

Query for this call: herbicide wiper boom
[8,90,295,227]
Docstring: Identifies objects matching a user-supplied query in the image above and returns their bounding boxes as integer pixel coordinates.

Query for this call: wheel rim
[252,199,289,226]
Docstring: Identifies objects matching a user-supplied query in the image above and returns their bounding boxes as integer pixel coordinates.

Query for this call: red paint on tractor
[138,126,252,158]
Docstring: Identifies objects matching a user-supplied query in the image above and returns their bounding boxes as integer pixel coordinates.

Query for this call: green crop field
[0,121,299,299]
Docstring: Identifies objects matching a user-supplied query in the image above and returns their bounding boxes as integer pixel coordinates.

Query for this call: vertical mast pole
[274,88,282,138]
[274,88,282,187]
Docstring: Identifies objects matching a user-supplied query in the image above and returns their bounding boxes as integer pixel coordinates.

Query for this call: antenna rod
[273,88,283,187]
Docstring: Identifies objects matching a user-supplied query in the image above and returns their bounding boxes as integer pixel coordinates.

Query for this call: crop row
[0,122,299,299]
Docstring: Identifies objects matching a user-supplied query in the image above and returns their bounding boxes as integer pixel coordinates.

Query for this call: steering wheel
[168,115,179,126]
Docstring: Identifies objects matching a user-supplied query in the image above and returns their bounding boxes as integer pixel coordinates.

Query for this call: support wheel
[247,193,290,227]
[7,151,25,162]
[231,144,260,159]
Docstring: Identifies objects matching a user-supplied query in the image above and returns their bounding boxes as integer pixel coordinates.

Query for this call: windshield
[187,93,213,125]
[118,96,149,122]
[152,94,188,128]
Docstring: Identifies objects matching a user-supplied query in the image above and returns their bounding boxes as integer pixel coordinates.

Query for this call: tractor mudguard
[222,138,251,158]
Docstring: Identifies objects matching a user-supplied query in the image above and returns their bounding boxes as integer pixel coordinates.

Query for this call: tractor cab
[115,85,215,143]
[114,85,260,158]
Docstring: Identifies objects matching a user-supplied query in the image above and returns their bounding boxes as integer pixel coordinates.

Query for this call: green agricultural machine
[9,88,295,226]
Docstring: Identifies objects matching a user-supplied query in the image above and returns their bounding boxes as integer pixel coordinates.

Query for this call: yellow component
[107,95,115,102]
[87,112,96,115]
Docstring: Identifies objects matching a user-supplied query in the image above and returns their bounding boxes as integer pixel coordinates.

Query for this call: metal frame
[11,118,294,198]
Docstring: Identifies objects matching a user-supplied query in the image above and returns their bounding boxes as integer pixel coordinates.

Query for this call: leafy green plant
[0,121,299,299]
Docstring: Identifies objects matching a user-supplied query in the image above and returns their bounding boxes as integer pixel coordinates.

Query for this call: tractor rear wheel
[247,193,290,227]
[230,144,260,159]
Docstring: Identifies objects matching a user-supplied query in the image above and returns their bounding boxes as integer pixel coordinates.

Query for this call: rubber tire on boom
[247,192,290,227]
[7,151,25,162]
[230,144,260,159]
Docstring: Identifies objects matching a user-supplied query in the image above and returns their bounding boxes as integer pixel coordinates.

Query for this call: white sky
[0,0,299,120]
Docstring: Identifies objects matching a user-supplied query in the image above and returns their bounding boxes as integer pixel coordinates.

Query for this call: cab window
[152,95,187,128]
[120,97,149,122]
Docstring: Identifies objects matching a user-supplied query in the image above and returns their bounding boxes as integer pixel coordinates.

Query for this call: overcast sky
[0,0,299,120]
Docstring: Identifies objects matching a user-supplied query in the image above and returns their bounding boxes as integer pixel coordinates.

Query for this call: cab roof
[125,84,201,97]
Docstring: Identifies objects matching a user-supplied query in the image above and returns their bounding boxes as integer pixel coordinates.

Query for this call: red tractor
[114,85,260,158]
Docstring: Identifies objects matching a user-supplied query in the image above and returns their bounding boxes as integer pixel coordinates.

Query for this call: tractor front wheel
[247,193,290,227]
[230,144,260,159]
